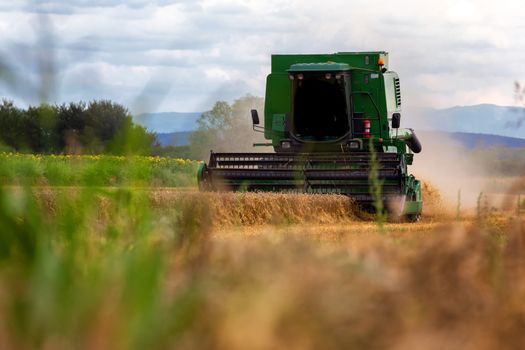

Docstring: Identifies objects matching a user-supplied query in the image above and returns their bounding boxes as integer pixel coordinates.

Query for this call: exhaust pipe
[407,130,422,153]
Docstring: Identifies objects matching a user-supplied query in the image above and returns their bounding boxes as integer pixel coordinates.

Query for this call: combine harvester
[197,52,423,221]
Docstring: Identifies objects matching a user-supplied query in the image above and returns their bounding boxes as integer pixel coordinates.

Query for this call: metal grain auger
[197,52,423,221]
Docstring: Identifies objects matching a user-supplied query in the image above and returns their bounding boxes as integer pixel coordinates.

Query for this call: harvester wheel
[405,213,421,223]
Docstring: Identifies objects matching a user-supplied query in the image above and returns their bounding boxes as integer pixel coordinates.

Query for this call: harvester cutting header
[198,52,423,220]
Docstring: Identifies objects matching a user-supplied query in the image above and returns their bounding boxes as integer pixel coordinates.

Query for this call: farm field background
[0,154,524,349]
[0,152,199,187]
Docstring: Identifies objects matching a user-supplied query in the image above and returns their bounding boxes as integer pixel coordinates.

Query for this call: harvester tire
[405,213,421,223]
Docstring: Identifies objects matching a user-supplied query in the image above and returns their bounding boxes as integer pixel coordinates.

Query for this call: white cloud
[0,0,524,113]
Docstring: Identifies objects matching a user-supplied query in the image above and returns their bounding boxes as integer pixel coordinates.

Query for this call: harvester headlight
[288,74,294,80]
[298,74,304,80]
[348,141,360,150]
[325,73,332,80]
[281,141,291,149]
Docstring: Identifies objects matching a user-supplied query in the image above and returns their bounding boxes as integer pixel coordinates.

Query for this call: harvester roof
[288,62,351,72]
[272,52,388,73]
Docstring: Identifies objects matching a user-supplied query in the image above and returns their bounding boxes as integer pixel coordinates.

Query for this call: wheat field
[1,154,524,349]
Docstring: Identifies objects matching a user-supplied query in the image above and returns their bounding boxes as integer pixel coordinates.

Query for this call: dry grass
[421,180,448,217]
[3,181,525,349]
[150,191,363,226]
[150,179,451,227]
[29,177,489,228]
[165,218,525,350]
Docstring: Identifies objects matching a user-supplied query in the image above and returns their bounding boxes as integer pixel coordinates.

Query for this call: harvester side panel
[264,74,290,141]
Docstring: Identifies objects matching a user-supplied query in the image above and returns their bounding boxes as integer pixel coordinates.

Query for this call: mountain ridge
[408,104,525,138]
[133,111,202,133]
[134,104,525,145]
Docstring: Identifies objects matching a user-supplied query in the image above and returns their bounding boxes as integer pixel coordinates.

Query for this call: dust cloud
[411,130,490,210]
[201,96,272,158]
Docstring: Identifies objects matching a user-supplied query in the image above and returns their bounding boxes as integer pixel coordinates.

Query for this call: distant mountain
[133,112,201,133]
[418,131,525,149]
[450,132,525,149]
[140,104,525,148]
[409,104,525,139]
[137,104,525,138]
[156,131,191,146]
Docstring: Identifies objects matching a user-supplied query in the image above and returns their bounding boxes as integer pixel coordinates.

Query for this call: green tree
[196,101,233,131]
[56,101,87,152]
[56,100,158,155]
[188,101,230,159]
[108,118,159,155]
[81,100,130,153]
[26,104,59,152]
[0,99,162,155]
[189,95,265,159]
[0,99,26,151]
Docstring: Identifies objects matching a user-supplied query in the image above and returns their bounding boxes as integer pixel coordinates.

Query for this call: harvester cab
[198,52,423,220]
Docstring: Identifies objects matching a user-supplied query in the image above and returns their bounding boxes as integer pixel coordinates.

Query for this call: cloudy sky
[0,0,524,114]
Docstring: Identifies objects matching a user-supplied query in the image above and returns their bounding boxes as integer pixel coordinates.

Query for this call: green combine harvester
[197,52,423,221]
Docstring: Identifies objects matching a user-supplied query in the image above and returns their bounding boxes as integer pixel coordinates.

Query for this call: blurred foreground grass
[1,158,525,349]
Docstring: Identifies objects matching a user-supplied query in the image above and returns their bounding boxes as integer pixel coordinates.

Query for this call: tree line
[1,96,525,175]
[0,99,158,155]
[0,95,265,159]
